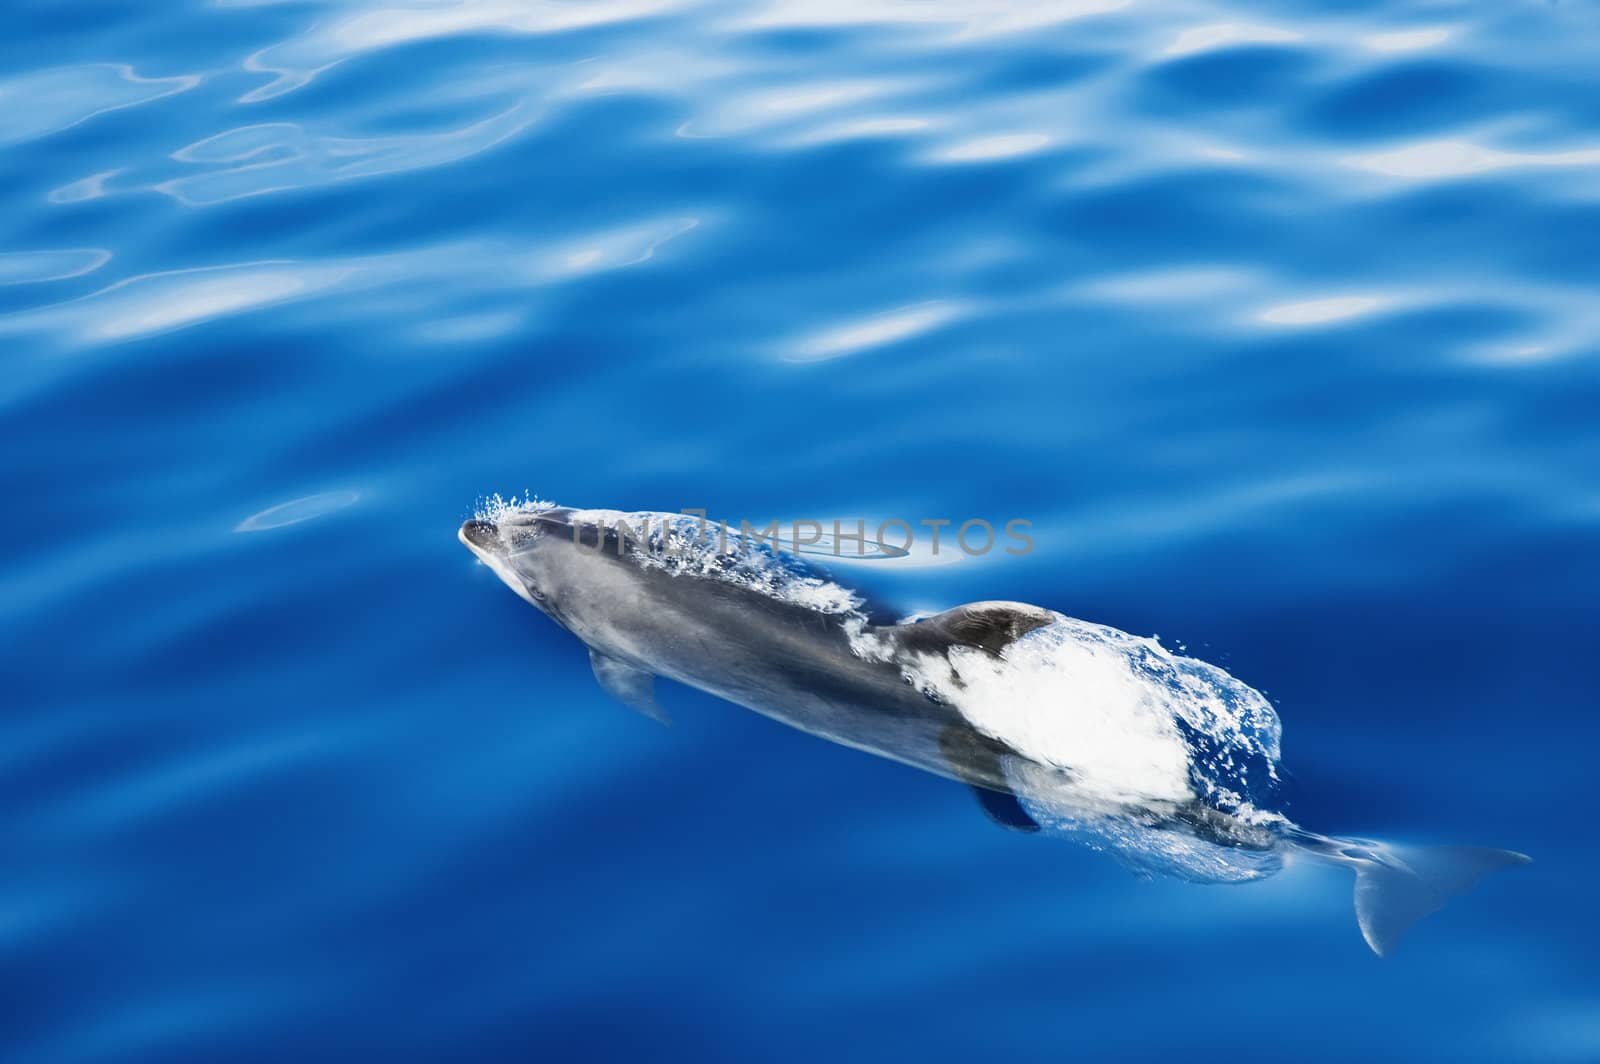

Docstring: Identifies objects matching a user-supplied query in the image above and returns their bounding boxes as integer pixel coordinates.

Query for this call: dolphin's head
[458,507,578,612]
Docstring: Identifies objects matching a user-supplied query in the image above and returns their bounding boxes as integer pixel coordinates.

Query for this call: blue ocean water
[4,1,1598,1060]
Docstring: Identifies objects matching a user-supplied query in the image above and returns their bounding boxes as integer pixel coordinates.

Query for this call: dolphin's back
[551,545,1041,795]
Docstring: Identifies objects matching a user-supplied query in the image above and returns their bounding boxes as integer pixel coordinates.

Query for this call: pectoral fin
[970,784,1041,832]
[589,649,669,724]
[940,724,1040,833]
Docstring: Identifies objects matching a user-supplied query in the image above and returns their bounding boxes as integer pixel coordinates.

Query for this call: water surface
[4,1,1598,1060]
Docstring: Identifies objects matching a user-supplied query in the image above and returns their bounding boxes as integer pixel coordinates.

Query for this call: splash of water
[897,614,1284,815]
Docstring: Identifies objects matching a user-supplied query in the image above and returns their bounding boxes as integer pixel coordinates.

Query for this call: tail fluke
[1291,831,1530,956]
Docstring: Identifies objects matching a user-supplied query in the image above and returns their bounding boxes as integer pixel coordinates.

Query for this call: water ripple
[240,0,674,102]
[1343,138,1600,182]
[1163,24,1302,59]
[1256,294,1389,327]
[155,101,539,205]
[0,249,110,285]
[4,0,1598,1059]
[235,491,362,532]
[0,64,198,147]
[29,262,356,342]
[785,301,970,362]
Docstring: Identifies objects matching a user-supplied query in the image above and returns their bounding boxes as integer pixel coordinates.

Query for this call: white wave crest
[897,615,1283,811]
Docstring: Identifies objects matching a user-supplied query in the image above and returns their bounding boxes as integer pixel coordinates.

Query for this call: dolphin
[459,500,1527,955]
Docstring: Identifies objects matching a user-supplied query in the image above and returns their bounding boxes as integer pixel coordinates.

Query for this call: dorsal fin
[895,601,1055,657]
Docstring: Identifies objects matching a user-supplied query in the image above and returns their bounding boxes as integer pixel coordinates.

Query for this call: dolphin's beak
[460,519,500,555]
[459,519,542,607]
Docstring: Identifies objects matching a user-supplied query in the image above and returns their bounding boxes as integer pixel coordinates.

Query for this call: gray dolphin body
[459,502,1526,955]
[461,507,1039,808]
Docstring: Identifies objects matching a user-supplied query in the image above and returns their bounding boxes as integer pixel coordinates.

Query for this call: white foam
[892,615,1282,811]
[1004,754,1286,881]
[474,492,558,524]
